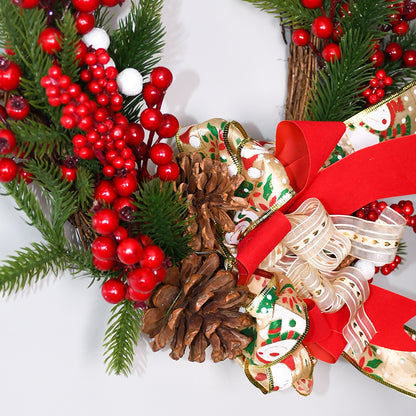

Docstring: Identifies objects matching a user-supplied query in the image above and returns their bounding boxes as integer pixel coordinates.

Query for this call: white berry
[355,260,376,281]
[116,68,143,96]
[82,28,110,50]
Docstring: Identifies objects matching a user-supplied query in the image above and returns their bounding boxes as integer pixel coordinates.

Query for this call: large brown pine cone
[142,253,254,363]
[175,152,249,251]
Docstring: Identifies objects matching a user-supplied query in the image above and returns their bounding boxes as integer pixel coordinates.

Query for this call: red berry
[140,245,165,269]
[403,201,414,216]
[156,114,179,138]
[6,96,29,120]
[393,20,409,36]
[394,255,402,264]
[403,49,416,67]
[140,108,163,131]
[93,256,115,271]
[92,208,119,235]
[38,28,63,55]
[117,238,143,265]
[311,16,334,39]
[292,29,310,46]
[142,82,163,107]
[301,0,322,8]
[150,66,173,90]
[92,236,117,260]
[127,267,156,293]
[113,196,136,220]
[0,158,18,182]
[125,123,145,147]
[0,58,21,91]
[94,180,118,204]
[61,165,77,182]
[322,43,341,62]
[126,285,151,302]
[385,42,403,61]
[113,226,128,242]
[380,264,392,275]
[75,12,95,35]
[0,129,16,155]
[72,0,100,12]
[153,266,166,283]
[101,0,121,5]
[113,174,138,196]
[101,279,126,304]
[157,160,180,181]
[150,143,173,165]
[15,0,40,8]
[370,50,385,67]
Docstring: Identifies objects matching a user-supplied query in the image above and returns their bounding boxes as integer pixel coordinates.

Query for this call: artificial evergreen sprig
[109,0,165,121]
[134,178,193,265]
[103,300,144,376]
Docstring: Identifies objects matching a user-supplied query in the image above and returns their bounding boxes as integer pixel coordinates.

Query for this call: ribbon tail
[236,210,291,285]
[289,135,416,215]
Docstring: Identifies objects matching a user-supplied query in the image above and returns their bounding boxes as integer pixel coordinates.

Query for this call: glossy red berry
[140,244,164,269]
[0,129,16,155]
[92,236,117,260]
[140,108,163,131]
[38,27,63,55]
[311,16,333,39]
[72,0,100,12]
[14,0,40,8]
[157,160,180,181]
[125,123,145,147]
[301,0,322,8]
[93,256,116,271]
[292,29,310,46]
[370,50,385,67]
[153,266,166,283]
[113,196,136,220]
[94,180,118,204]
[127,267,156,293]
[75,12,95,34]
[150,66,173,90]
[403,49,416,67]
[101,279,126,304]
[61,165,77,182]
[117,238,143,265]
[6,96,30,120]
[126,285,151,302]
[150,143,173,165]
[142,82,163,107]
[113,174,138,197]
[385,42,403,61]
[156,114,179,138]
[393,20,409,36]
[0,58,21,91]
[322,43,341,62]
[92,208,119,235]
[0,158,18,182]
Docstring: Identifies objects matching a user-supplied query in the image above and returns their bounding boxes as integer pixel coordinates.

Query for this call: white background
[0,0,415,414]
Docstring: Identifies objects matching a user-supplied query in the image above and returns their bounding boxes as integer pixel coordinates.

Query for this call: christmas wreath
[1,0,416,398]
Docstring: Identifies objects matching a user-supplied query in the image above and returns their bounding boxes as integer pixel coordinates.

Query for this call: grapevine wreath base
[1,0,416,400]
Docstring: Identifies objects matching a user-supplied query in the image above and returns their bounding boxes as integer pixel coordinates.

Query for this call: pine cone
[142,253,254,363]
[176,152,249,251]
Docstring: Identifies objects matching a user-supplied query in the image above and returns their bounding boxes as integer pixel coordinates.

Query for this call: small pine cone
[142,253,254,363]
[175,152,249,251]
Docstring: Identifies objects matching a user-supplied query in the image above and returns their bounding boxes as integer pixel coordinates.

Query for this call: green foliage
[109,0,165,121]
[56,9,81,81]
[0,242,65,295]
[134,178,192,265]
[306,29,375,121]
[25,159,78,232]
[74,166,95,212]
[103,300,144,376]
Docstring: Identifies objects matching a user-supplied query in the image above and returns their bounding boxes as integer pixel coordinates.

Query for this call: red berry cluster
[362,69,393,105]
[291,0,341,63]
[354,199,415,275]
[91,207,167,304]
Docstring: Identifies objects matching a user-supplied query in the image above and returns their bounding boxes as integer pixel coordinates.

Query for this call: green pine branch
[1,179,56,241]
[24,159,78,232]
[103,300,144,376]
[134,178,192,265]
[109,0,165,121]
[306,29,375,121]
[74,166,95,212]
[0,242,66,295]
[56,9,81,81]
